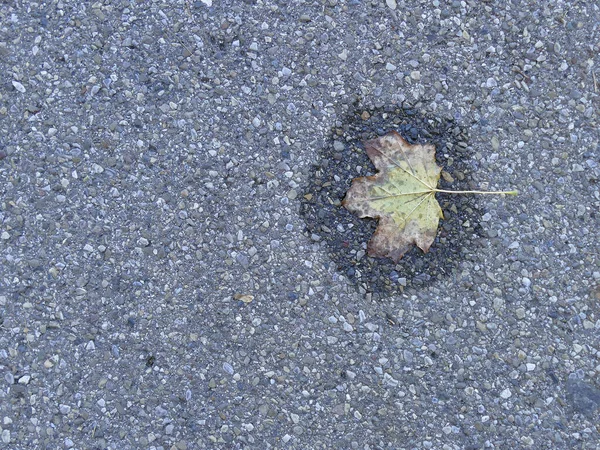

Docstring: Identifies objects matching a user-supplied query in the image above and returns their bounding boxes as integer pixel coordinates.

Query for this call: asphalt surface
[1,0,599,449]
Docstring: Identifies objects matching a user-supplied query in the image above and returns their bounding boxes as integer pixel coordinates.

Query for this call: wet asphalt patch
[300,106,485,297]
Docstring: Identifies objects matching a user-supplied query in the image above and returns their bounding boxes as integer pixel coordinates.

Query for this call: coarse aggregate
[0,0,599,449]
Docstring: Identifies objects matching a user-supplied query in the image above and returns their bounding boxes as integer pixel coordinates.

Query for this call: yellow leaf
[343,131,516,262]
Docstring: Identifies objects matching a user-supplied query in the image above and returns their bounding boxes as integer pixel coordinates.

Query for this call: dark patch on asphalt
[300,106,486,296]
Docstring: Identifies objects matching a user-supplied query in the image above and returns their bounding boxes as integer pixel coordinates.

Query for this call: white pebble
[12,81,25,93]
[500,388,512,399]
[223,362,234,375]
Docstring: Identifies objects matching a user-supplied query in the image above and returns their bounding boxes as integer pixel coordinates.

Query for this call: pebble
[491,136,499,151]
[12,80,25,92]
[386,0,397,9]
[223,362,234,375]
[333,140,344,151]
[500,389,512,399]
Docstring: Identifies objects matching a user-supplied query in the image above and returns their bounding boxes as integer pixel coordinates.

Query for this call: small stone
[491,136,500,151]
[287,189,297,200]
[0,231,9,240]
[223,362,234,375]
[165,423,174,435]
[361,111,370,120]
[12,81,25,92]
[410,71,421,80]
[59,404,71,415]
[385,62,396,71]
[333,140,344,151]
[515,308,526,319]
[486,77,497,88]
[1,430,9,444]
[520,436,534,447]
[343,322,353,332]
[500,388,512,399]
[383,373,398,387]
[18,375,31,384]
[386,0,397,9]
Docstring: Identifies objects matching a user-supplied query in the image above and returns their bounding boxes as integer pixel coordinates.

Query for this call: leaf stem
[433,188,518,196]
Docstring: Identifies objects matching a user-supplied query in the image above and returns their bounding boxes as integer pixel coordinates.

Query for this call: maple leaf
[342,131,517,262]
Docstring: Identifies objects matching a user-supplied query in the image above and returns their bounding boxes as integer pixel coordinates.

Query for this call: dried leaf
[343,131,516,262]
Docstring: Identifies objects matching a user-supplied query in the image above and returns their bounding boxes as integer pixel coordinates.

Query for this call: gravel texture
[1,0,599,449]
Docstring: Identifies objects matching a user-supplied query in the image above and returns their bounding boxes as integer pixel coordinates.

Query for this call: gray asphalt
[1,0,599,449]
